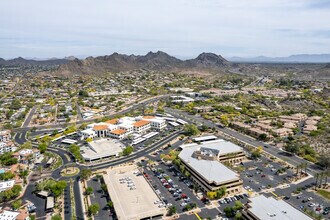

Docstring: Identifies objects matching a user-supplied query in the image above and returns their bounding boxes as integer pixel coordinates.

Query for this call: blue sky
[0,0,329,59]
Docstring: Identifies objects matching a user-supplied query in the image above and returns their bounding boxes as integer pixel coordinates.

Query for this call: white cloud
[0,0,329,58]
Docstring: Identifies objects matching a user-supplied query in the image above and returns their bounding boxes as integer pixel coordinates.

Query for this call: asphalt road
[89,130,182,171]
[22,105,38,127]
[14,131,28,145]
[19,128,182,220]
[76,102,83,121]
[22,174,48,220]
[14,95,172,133]
[164,107,323,175]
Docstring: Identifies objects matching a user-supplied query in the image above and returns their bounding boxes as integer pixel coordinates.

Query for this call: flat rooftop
[104,165,166,220]
[81,138,124,161]
[179,140,240,184]
[180,139,243,155]
[247,195,313,220]
[193,135,218,142]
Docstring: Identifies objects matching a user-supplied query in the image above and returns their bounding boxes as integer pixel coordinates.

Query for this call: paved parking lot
[87,178,112,220]
[240,156,295,193]
[141,161,205,214]
[63,184,72,220]
[240,155,330,218]
[272,179,330,217]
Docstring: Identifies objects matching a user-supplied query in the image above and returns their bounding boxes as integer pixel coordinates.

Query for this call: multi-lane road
[20,125,182,220]
[13,94,172,134]
[15,96,326,219]
[164,107,324,175]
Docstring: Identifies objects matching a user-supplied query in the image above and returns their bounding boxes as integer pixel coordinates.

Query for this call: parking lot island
[103,165,166,220]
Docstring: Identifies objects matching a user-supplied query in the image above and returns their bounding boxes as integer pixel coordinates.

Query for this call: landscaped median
[316,189,330,200]
[60,165,80,177]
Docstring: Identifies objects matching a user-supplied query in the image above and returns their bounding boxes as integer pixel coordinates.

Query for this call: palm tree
[303,163,308,174]
[296,164,300,176]
[296,164,303,179]
[314,173,320,190]
[324,169,329,188]
[298,163,306,179]
[38,165,43,176]
[318,172,324,188]
[321,171,329,188]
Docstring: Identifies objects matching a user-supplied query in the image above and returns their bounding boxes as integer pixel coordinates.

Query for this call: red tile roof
[133,120,150,127]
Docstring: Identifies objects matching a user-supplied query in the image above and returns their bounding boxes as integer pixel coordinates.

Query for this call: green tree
[88,203,100,216]
[101,184,108,193]
[51,214,62,220]
[69,144,82,161]
[251,150,261,159]
[224,206,234,217]
[11,185,22,196]
[38,143,48,153]
[20,141,32,149]
[50,180,67,198]
[80,169,92,181]
[284,143,299,155]
[106,201,113,209]
[12,199,22,210]
[234,213,243,220]
[122,146,134,156]
[52,130,59,136]
[10,99,22,110]
[78,90,89,97]
[216,187,226,198]
[234,201,243,210]
[86,186,93,195]
[85,137,93,142]
[318,154,330,169]
[183,124,200,136]
[18,169,29,179]
[258,133,268,141]
[0,171,15,181]
[219,115,229,126]
[168,206,177,216]
[38,166,43,176]
[0,152,18,166]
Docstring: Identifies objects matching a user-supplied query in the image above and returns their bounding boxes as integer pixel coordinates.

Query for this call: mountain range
[0,52,329,79]
[228,54,330,63]
[56,51,230,75]
[0,57,69,66]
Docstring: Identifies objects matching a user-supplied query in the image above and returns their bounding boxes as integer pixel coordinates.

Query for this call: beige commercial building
[178,139,244,195]
[242,195,313,220]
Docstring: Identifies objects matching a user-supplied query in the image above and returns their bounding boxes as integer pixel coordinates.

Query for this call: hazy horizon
[1,0,330,59]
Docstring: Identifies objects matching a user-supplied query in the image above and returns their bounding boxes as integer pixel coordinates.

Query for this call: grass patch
[317,189,330,200]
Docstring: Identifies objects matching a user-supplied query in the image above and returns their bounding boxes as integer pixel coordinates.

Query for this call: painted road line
[194,212,202,220]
